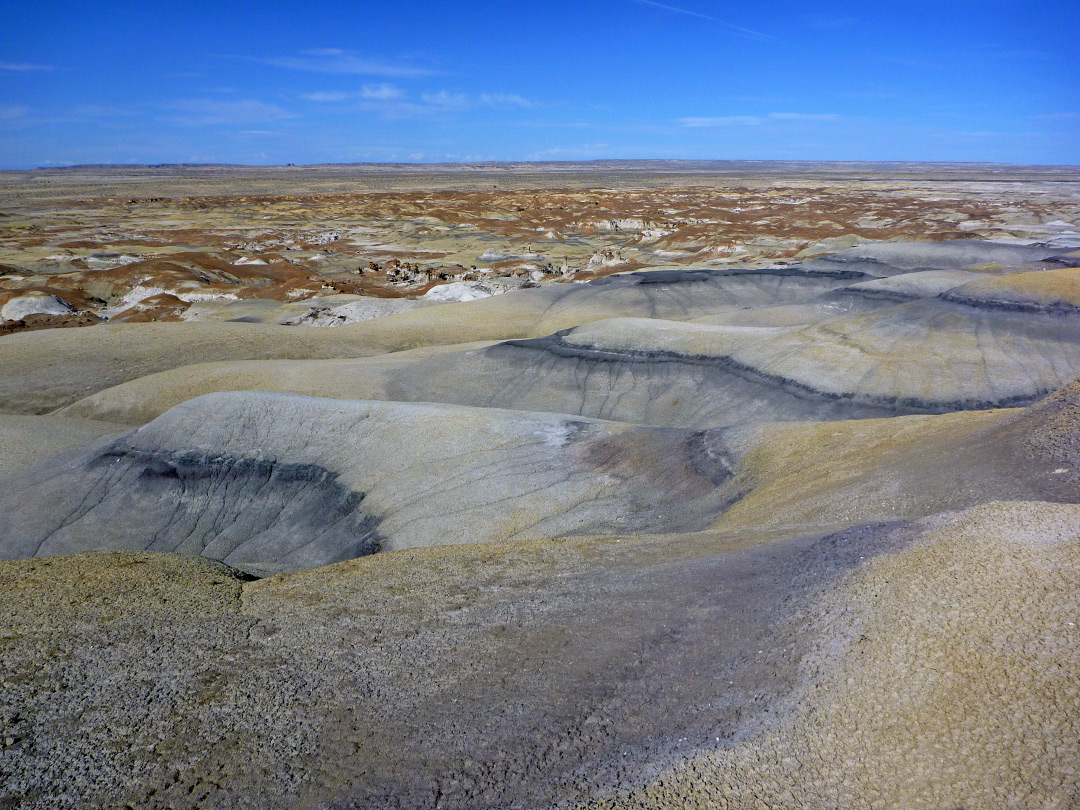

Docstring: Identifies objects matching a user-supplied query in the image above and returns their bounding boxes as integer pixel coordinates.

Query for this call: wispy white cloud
[1033,111,1080,120]
[361,83,403,100]
[0,104,141,128]
[302,84,404,103]
[527,143,613,160]
[679,115,763,127]
[69,105,134,118]
[628,0,773,40]
[0,62,54,71]
[417,90,538,113]
[244,49,437,77]
[499,120,601,129]
[679,112,840,127]
[302,91,351,102]
[421,90,471,111]
[769,112,840,121]
[162,99,294,126]
[299,86,538,119]
[479,93,536,108]
[630,0,713,21]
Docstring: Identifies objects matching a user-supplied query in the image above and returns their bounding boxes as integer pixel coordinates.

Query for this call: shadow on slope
[2,502,1076,809]
[58,264,1080,429]
[8,378,1080,579]
[0,393,738,576]
[0,265,859,414]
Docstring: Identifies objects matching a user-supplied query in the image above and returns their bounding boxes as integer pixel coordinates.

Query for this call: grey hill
[47,242,1080,430]
[0,394,737,576]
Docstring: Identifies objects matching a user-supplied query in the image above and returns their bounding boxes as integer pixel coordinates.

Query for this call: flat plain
[1,161,1079,809]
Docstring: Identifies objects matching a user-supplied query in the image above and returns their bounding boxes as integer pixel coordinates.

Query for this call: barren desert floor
[1,161,1079,809]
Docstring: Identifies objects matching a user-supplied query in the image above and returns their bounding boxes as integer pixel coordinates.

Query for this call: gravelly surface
[585,502,1080,809]
[2,501,1077,809]
[1,518,916,809]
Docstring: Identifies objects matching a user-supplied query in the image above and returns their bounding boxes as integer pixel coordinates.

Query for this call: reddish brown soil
[1,179,1074,333]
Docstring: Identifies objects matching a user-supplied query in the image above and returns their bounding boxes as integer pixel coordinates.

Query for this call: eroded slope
[0,393,737,575]
[2,502,1076,809]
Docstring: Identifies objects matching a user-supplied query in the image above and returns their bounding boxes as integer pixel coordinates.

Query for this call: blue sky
[1,0,1077,167]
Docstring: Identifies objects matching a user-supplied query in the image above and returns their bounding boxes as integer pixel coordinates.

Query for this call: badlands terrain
[1,161,1080,809]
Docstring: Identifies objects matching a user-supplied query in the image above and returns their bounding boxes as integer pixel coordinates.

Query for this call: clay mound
[941,265,1080,312]
[586,501,1080,809]
[50,246,1076,433]
[0,310,104,337]
[0,392,737,575]
[56,340,500,425]
[796,238,1071,276]
[709,387,1080,534]
[0,266,851,414]
[0,320,405,414]
[109,292,189,323]
[840,267,984,299]
[685,270,978,329]
[0,292,72,321]
[60,273,1080,429]
[5,241,1072,416]
[2,503,1075,809]
[25,375,1080,582]
[500,288,1080,420]
[388,291,1080,426]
